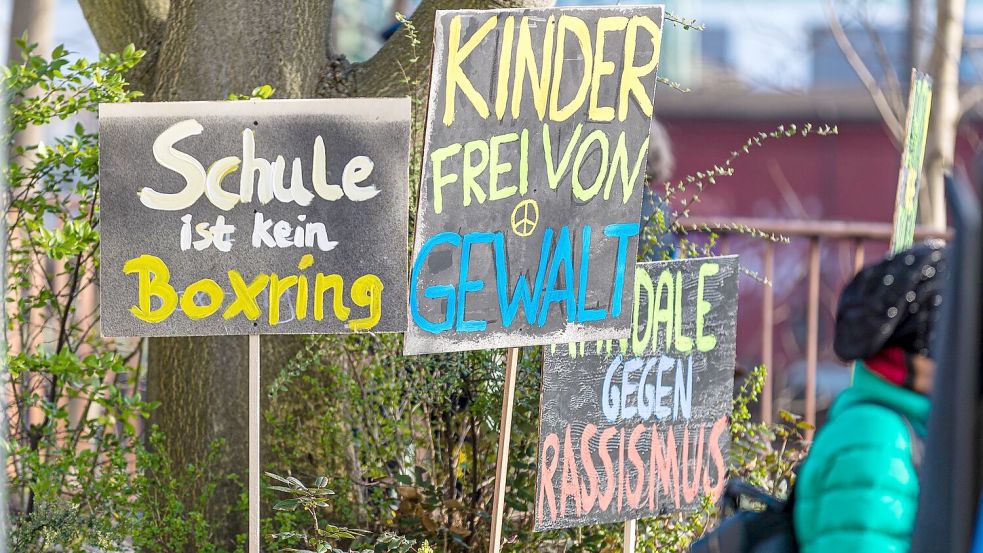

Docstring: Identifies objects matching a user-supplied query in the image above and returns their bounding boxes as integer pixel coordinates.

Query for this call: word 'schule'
[141,119,379,212]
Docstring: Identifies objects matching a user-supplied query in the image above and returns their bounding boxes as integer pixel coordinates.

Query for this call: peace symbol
[510,199,540,237]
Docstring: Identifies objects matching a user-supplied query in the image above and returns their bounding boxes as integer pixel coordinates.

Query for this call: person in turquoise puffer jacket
[794,240,946,553]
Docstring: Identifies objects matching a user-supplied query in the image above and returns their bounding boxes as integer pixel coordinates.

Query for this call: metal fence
[676,216,950,437]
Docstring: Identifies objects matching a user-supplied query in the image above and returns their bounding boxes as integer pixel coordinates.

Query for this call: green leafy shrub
[267,342,806,553]
[129,430,243,553]
[4,40,243,552]
[4,36,146,550]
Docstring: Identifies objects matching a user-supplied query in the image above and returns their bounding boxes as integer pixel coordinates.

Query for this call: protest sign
[535,257,739,530]
[406,6,664,354]
[99,98,411,337]
[890,69,933,253]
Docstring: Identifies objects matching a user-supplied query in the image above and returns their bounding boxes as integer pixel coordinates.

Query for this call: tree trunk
[923,0,966,231]
[8,0,55,61]
[79,0,552,548]
[151,1,330,100]
[907,0,923,72]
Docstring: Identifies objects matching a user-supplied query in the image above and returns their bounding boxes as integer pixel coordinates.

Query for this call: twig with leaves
[267,472,416,553]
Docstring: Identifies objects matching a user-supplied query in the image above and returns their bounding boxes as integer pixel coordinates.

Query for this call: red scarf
[864,346,908,386]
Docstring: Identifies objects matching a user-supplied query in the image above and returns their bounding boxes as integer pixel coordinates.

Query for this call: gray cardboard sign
[99,99,411,337]
[405,6,665,354]
[535,256,739,530]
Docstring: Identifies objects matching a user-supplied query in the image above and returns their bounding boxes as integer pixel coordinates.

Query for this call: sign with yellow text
[99,99,411,337]
[536,256,738,529]
[406,6,664,354]
[890,69,933,253]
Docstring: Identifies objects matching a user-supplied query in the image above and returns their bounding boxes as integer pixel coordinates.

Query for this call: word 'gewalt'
[140,119,379,211]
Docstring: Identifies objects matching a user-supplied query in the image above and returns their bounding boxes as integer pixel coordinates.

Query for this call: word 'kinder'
[441,14,661,125]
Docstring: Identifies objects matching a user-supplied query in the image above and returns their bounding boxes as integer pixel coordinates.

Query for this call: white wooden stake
[249,334,260,553]
[623,519,637,553]
[488,347,520,553]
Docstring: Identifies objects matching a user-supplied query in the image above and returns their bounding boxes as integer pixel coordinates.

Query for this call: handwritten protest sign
[99,99,411,337]
[405,6,664,354]
[535,257,738,530]
[890,69,933,253]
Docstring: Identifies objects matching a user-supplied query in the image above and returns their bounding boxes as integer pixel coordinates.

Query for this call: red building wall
[657,112,979,416]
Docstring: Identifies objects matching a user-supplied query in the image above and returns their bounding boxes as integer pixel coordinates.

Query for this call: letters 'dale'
[406,6,665,354]
[535,257,739,530]
[99,99,411,337]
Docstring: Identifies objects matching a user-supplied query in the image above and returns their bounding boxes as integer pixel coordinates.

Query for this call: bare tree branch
[922,0,965,230]
[859,9,905,117]
[341,0,555,98]
[825,1,905,144]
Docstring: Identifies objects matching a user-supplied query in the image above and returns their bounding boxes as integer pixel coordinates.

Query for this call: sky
[4,0,983,92]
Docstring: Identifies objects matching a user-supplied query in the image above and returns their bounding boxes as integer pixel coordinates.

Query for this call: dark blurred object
[833,240,946,362]
[689,481,796,553]
[910,173,982,553]
[648,117,674,184]
[381,20,401,41]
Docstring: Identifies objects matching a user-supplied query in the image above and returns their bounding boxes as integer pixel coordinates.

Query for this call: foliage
[129,430,243,553]
[728,366,810,496]
[227,84,276,101]
[9,499,121,552]
[3,41,242,551]
[639,123,839,262]
[393,12,428,244]
[267,339,806,552]
[266,336,521,551]
[267,472,415,553]
[3,36,147,546]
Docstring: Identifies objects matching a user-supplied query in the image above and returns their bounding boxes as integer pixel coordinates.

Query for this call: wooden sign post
[99,98,412,552]
[488,347,520,553]
[249,334,261,552]
[404,6,665,550]
[534,258,740,538]
[890,69,933,253]
[624,519,637,553]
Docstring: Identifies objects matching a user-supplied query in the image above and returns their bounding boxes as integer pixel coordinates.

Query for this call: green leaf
[273,498,301,511]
